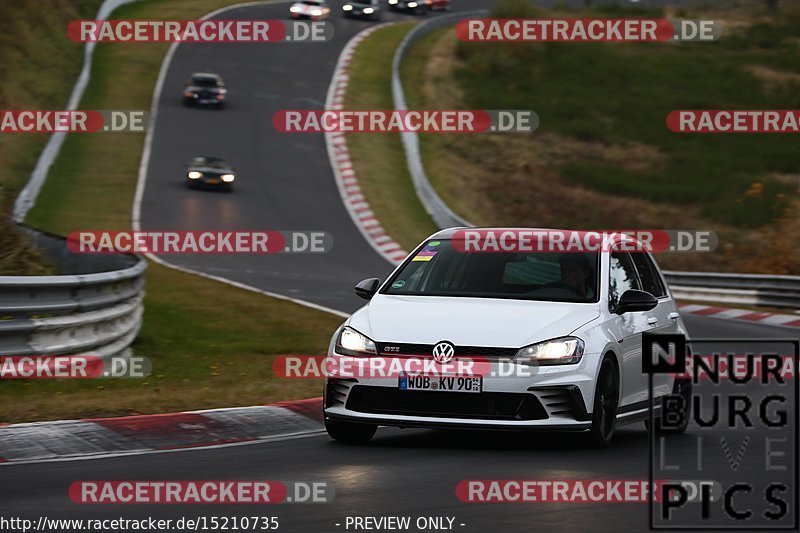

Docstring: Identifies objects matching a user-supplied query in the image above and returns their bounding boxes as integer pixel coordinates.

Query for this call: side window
[608,252,640,311]
[631,253,667,298]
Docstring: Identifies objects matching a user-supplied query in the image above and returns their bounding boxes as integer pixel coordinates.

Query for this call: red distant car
[425,0,450,11]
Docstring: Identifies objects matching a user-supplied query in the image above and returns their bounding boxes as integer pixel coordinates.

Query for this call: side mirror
[355,278,380,300]
[614,289,657,314]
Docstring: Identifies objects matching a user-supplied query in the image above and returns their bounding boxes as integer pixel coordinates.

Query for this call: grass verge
[0,0,103,274]
[376,0,800,274]
[0,0,342,423]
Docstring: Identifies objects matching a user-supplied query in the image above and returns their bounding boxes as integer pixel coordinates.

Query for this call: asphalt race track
[136,0,700,313]
[2,1,797,532]
[0,317,796,532]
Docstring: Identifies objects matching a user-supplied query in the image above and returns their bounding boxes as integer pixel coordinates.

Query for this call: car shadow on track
[328,425,650,452]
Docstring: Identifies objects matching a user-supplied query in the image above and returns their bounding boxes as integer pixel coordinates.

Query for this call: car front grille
[375,342,517,359]
[345,386,547,421]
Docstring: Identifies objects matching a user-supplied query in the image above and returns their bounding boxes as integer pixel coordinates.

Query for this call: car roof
[189,156,229,168]
[190,73,221,80]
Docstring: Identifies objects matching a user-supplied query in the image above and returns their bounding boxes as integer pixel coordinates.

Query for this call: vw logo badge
[432,341,455,364]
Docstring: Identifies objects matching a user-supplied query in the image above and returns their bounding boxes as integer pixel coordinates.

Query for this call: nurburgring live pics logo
[644,333,798,529]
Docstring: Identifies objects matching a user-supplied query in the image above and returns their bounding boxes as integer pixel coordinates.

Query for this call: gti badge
[432,341,455,364]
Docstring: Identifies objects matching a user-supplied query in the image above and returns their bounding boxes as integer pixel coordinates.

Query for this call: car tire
[325,418,377,444]
[645,377,692,435]
[586,356,619,448]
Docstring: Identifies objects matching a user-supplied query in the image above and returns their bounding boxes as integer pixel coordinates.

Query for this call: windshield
[383,240,600,303]
[192,76,221,87]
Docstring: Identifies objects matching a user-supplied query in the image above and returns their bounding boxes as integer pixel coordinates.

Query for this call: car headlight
[389,0,397,4]
[342,4,353,10]
[290,6,301,12]
[514,337,584,366]
[187,171,202,179]
[221,174,235,183]
[336,327,377,357]
[363,7,374,13]
[311,9,323,15]
[408,2,418,7]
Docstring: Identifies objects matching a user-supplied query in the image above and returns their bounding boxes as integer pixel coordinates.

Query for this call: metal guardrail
[392,13,800,311]
[392,10,487,229]
[6,0,146,360]
[663,271,800,310]
[0,227,146,359]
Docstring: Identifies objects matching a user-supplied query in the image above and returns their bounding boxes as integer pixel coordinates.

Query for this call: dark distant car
[341,0,381,20]
[387,0,426,14]
[186,157,235,190]
[183,73,227,107]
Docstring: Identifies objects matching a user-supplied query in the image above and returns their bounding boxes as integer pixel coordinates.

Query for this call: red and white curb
[0,398,323,465]
[678,303,800,328]
[325,23,408,266]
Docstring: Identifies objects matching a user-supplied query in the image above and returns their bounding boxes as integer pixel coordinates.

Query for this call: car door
[630,251,680,398]
[608,251,652,408]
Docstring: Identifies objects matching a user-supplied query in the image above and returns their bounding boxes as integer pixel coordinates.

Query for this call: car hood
[189,167,231,174]
[348,295,600,348]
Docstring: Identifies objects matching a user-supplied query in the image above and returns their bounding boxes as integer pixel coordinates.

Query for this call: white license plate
[398,375,482,393]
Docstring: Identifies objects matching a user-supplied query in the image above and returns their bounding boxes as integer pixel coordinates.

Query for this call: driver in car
[559,253,593,299]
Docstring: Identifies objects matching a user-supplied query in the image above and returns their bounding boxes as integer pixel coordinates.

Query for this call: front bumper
[184,95,224,106]
[187,178,233,189]
[323,354,601,430]
[291,13,325,20]
[342,8,378,17]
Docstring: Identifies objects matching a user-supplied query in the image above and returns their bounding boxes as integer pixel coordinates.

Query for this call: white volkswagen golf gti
[324,228,691,447]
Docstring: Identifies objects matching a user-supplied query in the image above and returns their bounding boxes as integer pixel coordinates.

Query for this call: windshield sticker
[391,280,406,288]
[412,250,437,262]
